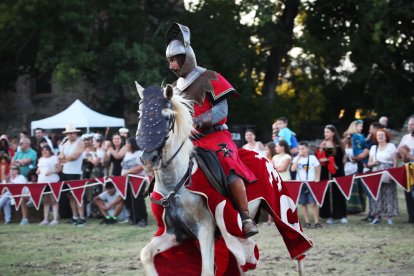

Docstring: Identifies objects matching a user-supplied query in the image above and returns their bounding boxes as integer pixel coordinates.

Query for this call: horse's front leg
[140,233,179,276]
[197,220,215,276]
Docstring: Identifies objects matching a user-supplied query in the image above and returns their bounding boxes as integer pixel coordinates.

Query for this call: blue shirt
[352,133,367,163]
[12,148,37,177]
[278,127,294,146]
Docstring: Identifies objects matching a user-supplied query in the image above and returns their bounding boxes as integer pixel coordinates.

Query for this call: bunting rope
[0,175,149,211]
[0,164,412,210]
[284,163,412,207]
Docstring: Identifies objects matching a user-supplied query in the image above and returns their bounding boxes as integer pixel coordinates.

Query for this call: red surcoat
[188,71,256,183]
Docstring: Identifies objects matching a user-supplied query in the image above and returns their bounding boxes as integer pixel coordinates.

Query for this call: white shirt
[369,143,396,164]
[292,155,320,181]
[62,138,83,174]
[37,155,60,183]
[398,134,414,158]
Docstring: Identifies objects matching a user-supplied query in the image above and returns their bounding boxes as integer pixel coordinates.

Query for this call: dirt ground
[0,190,413,275]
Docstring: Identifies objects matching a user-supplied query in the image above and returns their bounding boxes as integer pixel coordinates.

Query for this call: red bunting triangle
[49,182,64,201]
[307,180,330,207]
[26,183,48,210]
[333,175,355,200]
[65,180,89,206]
[107,176,128,199]
[360,173,383,200]
[3,184,26,210]
[128,175,146,198]
[387,167,408,190]
[283,181,304,206]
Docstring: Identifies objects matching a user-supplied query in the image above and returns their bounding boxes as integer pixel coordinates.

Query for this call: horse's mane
[163,86,195,156]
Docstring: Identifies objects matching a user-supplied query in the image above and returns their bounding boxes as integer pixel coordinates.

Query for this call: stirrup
[242,218,259,237]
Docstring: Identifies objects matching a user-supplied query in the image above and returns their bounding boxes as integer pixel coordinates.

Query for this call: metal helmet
[165,23,205,89]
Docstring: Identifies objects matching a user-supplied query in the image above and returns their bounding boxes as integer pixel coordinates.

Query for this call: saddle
[144,147,229,198]
[193,146,228,196]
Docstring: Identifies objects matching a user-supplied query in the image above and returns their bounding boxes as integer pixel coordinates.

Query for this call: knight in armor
[165,23,258,237]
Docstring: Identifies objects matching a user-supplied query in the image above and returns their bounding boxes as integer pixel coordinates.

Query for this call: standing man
[11,137,37,178]
[398,115,414,224]
[58,124,86,226]
[165,23,258,237]
[34,128,54,150]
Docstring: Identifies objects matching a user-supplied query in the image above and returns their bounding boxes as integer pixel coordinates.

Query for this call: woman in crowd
[86,134,106,217]
[367,129,398,225]
[37,145,61,225]
[316,125,347,224]
[268,140,291,225]
[345,120,367,214]
[106,133,126,176]
[121,137,147,227]
[82,134,95,179]
[242,129,265,155]
[264,142,276,162]
[272,140,292,181]
[0,135,15,160]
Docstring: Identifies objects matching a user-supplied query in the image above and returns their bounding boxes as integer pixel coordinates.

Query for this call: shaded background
[0,0,413,141]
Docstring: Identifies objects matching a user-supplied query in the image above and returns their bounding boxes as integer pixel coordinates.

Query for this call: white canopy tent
[31,99,125,134]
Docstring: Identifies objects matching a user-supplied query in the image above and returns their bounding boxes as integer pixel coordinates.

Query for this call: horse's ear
[135,81,144,99]
[164,84,174,100]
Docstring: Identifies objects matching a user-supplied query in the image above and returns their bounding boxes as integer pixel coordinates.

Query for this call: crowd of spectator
[1,114,414,229]
[252,115,414,228]
[0,125,147,227]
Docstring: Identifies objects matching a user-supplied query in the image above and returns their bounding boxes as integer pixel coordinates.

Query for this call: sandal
[314,223,323,229]
[303,223,311,228]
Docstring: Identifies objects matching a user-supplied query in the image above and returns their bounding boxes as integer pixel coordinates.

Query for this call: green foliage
[0,0,412,134]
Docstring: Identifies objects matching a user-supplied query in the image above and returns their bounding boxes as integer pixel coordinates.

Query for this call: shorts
[299,185,316,205]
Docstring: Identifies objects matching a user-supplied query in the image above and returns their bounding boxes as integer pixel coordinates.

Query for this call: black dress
[319,145,348,219]
[110,154,123,176]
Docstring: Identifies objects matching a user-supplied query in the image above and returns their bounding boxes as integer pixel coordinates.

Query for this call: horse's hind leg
[140,233,179,276]
[197,222,215,276]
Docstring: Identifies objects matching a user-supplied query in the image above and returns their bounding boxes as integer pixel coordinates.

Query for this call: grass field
[1,190,413,275]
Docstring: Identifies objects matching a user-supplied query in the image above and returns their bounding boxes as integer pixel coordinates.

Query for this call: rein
[160,139,186,169]
[151,158,194,208]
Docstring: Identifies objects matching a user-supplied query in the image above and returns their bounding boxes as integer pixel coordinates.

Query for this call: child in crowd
[291,142,322,228]
[93,182,129,224]
[276,117,298,156]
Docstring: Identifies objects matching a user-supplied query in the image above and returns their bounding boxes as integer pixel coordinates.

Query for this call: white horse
[136,84,310,275]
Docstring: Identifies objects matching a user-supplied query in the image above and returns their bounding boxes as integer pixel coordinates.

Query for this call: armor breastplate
[176,66,206,91]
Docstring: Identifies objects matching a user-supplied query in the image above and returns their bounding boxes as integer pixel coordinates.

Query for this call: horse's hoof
[242,218,259,237]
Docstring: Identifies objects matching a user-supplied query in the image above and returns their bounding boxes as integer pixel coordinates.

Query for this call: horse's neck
[154,146,191,195]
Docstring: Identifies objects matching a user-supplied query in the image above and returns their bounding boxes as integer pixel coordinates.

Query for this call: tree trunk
[262,0,300,100]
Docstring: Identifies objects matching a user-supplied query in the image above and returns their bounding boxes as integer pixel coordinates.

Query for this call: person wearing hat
[119,128,129,138]
[165,23,258,237]
[58,124,86,226]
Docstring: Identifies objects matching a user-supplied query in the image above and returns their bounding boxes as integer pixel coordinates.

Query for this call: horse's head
[136,83,194,173]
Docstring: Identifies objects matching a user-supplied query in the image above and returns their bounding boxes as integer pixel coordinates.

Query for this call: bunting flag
[128,175,147,198]
[333,175,355,200]
[26,183,48,210]
[64,180,89,206]
[307,180,330,207]
[386,166,408,190]
[49,182,65,201]
[283,181,304,206]
[2,184,26,210]
[107,176,128,199]
[0,164,412,209]
[360,173,383,200]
